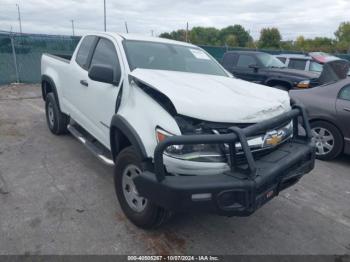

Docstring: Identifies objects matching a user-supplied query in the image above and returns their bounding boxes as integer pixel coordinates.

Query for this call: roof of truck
[89,32,196,47]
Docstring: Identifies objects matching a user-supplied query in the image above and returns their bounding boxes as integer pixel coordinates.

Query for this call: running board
[67,124,114,166]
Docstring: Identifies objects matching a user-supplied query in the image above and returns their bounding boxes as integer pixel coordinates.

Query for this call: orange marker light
[156,130,168,142]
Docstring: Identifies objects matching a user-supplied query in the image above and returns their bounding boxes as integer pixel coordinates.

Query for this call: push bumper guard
[134,105,315,216]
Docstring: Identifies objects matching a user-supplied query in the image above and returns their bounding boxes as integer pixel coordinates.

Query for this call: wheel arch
[41,75,61,110]
[110,115,148,162]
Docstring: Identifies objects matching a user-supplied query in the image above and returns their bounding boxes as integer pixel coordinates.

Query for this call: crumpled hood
[130,69,291,123]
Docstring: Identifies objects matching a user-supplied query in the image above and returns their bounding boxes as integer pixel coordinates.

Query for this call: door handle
[344,107,350,112]
[80,80,88,87]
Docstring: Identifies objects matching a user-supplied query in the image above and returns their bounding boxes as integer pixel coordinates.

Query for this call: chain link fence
[0,32,80,85]
[1,32,350,85]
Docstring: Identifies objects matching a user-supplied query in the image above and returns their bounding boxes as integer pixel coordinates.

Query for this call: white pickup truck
[41,32,315,229]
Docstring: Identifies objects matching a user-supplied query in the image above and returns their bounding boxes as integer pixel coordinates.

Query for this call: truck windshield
[257,53,286,68]
[123,40,228,76]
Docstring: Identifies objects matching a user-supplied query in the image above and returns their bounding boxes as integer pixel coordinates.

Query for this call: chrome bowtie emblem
[263,130,284,147]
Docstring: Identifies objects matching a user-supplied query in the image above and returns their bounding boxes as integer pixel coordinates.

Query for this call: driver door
[233,54,264,84]
[83,37,124,148]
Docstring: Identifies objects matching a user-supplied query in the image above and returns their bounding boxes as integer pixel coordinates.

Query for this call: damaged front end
[134,105,315,216]
[156,114,294,166]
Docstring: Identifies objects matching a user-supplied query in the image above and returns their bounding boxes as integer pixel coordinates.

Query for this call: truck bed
[43,53,72,63]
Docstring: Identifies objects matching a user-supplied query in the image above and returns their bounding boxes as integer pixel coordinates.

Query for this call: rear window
[76,36,96,70]
[288,59,307,70]
[276,57,286,63]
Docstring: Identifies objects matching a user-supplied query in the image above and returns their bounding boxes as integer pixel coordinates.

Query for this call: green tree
[258,27,282,49]
[335,22,350,42]
[335,22,350,53]
[189,27,220,45]
[225,34,238,47]
[219,25,252,47]
[159,32,172,39]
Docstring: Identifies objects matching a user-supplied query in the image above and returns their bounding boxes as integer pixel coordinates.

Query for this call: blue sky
[0,0,349,40]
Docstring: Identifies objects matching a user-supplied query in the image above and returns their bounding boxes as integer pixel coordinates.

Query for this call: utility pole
[185,22,189,42]
[151,30,154,37]
[103,0,106,31]
[124,21,129,33]
[16,4,22,34]
[71,20,75,36]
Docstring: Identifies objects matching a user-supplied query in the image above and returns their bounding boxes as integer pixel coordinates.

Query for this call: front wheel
[114,146,171,229]
[310,121,343,160]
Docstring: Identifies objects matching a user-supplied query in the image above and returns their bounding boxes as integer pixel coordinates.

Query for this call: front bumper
[134,105,316,216]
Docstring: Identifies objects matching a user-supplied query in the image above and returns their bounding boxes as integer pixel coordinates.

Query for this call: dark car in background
[290,65,350,160]
[221,51,319,90]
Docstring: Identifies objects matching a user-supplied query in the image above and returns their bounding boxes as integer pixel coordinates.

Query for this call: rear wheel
[114,146,171,229]
[310,121,343,160]
[45,93,69,135]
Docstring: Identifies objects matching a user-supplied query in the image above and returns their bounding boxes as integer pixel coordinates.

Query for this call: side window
[237,55,256,68]
[222,53,238,69]
[338,85,350,101]
[90,38,121,81]
[276,57,286,63]
[288,59,307,70]
[76,36,96,70]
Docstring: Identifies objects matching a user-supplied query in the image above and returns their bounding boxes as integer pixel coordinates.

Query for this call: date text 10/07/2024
[127,256,220,261]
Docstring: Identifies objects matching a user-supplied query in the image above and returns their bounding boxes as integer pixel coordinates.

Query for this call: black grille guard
[154,104,312,182]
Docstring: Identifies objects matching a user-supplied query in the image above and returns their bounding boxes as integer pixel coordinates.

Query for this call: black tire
[273,85,289,91]
[114,146,171,229]
[310,121,343,161]
[45,93,69,135]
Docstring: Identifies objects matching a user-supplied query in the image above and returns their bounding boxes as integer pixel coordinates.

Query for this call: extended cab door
[83,37,124,148]
[62,35,98,133]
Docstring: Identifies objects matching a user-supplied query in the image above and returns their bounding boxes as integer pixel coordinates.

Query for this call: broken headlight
[155,127,224,162]
[155,121,293,163]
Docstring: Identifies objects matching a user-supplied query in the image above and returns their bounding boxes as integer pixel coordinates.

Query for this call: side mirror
[249,64,260,71]
[88,64,116,85]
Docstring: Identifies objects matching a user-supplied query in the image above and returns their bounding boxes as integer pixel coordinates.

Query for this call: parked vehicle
[276,52,350,76]
[290,65,350,160]
[221,51,319,90]
[41,33,315,228]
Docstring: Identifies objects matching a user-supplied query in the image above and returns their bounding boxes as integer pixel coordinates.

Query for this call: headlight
[297,80,310,88]
[155,127,223,162]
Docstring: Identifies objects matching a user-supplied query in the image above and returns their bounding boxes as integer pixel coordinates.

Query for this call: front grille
[230,146,277,166]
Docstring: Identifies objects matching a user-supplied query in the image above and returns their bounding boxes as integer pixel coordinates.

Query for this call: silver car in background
[276,52,350,76]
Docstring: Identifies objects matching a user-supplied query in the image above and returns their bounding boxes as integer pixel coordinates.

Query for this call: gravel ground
[0,84,349,255]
